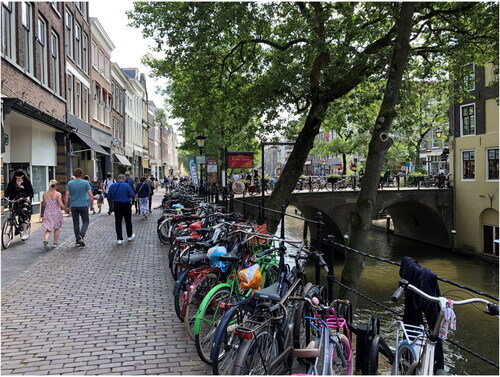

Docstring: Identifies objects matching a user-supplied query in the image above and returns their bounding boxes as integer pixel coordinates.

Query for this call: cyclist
[4,169,34,240]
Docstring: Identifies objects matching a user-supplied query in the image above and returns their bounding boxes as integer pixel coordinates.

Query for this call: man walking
[103,172,116,215]
[146,176,154,213]
[106,174,135,245]
[64,168,94,247]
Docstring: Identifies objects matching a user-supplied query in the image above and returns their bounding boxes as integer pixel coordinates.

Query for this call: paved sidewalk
[1,189,212,375]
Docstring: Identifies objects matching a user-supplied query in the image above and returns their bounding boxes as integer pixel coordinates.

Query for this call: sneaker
[117,239,124,245]
[43,240,50,251]
[108,211,112,215]
[21,232,29,240]
[127,234,136,242]
[144,213,148,219]
[76,236,85,247]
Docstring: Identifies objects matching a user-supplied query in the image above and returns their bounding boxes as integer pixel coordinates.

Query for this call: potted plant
[408,172,425,186]
[327,174,340,183]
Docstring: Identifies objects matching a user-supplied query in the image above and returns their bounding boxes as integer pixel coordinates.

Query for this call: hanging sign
[207,159,218,184]
[188,155,199,186]
[228,152,254,169]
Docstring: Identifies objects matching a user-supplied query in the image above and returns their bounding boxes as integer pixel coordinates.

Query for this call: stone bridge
[234,188,454,248]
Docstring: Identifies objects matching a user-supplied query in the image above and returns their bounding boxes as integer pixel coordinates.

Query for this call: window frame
[65,9,73,60]
[1,1,16,60]
[74,21,81,67]
[37,16,48,85]
[75,80,82,118]
[461,150,476,181]
[91,40,98,69]
[82,31,88,74]
[486,148,499,181]
[464,63,476,92]
[83,86,89,122]
[460,103,476,137]
[67,73,74,115]
[49,31,60,94]
[22,1,34,73]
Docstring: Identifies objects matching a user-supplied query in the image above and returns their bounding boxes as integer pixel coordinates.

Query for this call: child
[96,190,104,214]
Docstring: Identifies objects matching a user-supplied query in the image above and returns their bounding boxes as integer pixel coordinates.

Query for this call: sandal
[53,243,59,248]
[43,240,50,251]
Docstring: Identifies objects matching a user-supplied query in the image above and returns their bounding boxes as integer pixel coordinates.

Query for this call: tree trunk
[266,101,329,233]
[340,3,415,306]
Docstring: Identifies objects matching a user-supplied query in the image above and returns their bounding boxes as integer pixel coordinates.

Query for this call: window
[1,2,15,59]
[31,165,47,203]
[460,104,475,136]
[76,81,81,118]
[91,40,97,69]
[483,225,499,256]
[75,22,81,67]
[92,82,98,120]
[67,73,74,114]
[82,32,88,73]
[65,10,73,59]
[463,63,475,91]
[49,31,60,94]
[83,87,88,122]
[37,17,48,85]
[22,2,34,73]
[104,57,110,80]
[487,148,499,180]
[462,150,475,180]
[75,2,87,18]
[98,49,104,75]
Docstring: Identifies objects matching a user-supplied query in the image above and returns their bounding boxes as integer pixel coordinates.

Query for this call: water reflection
[280,206,499,375]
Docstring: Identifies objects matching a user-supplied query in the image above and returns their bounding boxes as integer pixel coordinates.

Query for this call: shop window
[462,150,475,180]
[487,148,499,180]
[31,165,47,203]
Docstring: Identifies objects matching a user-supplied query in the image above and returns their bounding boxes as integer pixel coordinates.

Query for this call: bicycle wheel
[263,264,279,287]
[231,327,279,375]
[391,340,417,375]
[2,220,14,249]
[212,305,252,375]
[157,218,171,245]
[293,283,314,358]
[184,273,219,341]
[331,333,353,375]
[173,267,192,322]
[195,286,231,364]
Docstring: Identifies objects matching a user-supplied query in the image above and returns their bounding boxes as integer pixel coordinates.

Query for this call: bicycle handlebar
[392,279,499,316]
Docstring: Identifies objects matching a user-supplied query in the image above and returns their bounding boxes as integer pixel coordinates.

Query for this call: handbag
[133,183,146,204]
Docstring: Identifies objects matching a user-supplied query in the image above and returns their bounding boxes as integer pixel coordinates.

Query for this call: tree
[129,2,498,304]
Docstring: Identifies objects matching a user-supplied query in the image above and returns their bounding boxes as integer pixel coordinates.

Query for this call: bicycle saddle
[217,252,240,263]
[180,252,209,264]
[254,282,280,302]
[194,240,212,249]
[293,341,320,359]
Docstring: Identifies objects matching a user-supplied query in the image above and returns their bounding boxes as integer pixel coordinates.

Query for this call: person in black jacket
[4,169,34,240]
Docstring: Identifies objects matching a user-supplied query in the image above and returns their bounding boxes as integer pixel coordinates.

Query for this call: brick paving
[1,189,212,375]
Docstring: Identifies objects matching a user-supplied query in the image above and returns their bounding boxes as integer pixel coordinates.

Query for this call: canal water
[281,206,499,375]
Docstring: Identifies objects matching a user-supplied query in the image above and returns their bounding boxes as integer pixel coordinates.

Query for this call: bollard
[385,215,392,234]
[315,212,323,286]
[327,235,335,303]
[243,192,247,218]
[229,190,234,212]
[258,200,263,225]
[302,222,308,242]
[397,175,400,190]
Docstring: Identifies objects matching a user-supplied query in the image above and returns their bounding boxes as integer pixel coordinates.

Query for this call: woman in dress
[41,180,66,250]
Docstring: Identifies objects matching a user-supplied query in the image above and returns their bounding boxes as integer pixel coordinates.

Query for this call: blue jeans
[71,206,89,240]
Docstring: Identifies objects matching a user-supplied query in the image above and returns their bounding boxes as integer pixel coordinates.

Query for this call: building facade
[450,64,499,257]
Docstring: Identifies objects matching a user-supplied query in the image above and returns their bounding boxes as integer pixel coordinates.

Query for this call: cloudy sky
[89,0,167,109]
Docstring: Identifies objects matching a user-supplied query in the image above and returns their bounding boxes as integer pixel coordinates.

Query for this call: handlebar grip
[392,286,404,302]
[317,255,329,273]
[488,303,499,316]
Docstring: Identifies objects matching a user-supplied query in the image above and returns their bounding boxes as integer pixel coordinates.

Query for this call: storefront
[68,131,109,181]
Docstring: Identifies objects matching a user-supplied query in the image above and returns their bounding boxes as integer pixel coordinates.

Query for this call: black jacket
[5,177,34,200]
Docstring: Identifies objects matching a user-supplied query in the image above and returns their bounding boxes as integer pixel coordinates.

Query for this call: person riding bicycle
[4,169,34,240]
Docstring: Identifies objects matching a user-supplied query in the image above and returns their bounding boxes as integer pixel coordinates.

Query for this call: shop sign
[228,153,253,168]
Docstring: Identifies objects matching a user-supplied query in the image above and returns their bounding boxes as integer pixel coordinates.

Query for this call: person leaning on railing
[4,169,34,240]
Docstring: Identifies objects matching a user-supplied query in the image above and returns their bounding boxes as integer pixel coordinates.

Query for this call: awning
[70,131,109,155]
[114,153,132,166]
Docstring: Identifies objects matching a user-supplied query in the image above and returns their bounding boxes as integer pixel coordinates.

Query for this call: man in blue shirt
[107,174,135,245]
[64,168,94,247]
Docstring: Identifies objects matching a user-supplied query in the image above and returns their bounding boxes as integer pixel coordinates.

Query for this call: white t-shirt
[233,174,241,181]
[103,178,115,194]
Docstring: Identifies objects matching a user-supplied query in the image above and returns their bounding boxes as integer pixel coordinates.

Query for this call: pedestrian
[41,179,66,250]
[154,177,159,191]
[146,176,154,213]
[103,172,116,215]
[64,168,94,247]
[135,176,151,219]
[83,175,94,214]
[106,174,135,245]
[95,190,104,213]
[4,169,34,240]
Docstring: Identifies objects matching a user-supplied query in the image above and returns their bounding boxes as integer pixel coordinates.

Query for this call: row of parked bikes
[155,187,498,375]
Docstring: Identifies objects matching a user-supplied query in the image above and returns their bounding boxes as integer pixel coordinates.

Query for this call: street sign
[196,155,206,164]
[207,159,218,172]
[232,180,245,194]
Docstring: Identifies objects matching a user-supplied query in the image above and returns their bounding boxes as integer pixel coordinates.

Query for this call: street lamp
[196,135,206,195]
[426,149,432,175]
[435,129,443,139]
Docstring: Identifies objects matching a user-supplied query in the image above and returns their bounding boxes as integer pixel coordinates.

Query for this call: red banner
[228,153,254,169]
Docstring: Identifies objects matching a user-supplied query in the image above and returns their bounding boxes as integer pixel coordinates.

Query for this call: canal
[282,206,499,375]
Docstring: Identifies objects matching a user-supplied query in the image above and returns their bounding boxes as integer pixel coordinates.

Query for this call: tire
[391,340,417,375]
[231,328,279,375]
[292,282,314,363]
[184,273,219,341]
[331,333,353,375]
[2,220,14,249]
[173,268,192,322]
[157,219,171,245]
[212,305,252,375]
[195,286,231,364]
[263,264,279,287]
[170,245,182,280]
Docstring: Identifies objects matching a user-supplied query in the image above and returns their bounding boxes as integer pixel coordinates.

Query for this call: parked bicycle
[390,278,499,375]
[2,197,32,249]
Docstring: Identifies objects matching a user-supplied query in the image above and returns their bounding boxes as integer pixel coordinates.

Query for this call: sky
[89,0,168,110]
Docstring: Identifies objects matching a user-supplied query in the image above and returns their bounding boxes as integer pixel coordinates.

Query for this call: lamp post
[435,129,442,139]
[426,149,432,175]
[196,135,206,196]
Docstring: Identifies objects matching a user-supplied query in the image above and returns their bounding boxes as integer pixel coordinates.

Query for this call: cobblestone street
[1,189,212,375]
